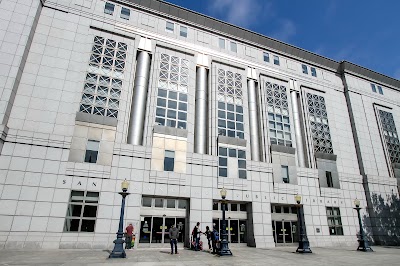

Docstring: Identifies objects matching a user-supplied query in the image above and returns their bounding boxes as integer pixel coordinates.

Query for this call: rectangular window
[377,86,383,95]
[371,84,377,93]
[180,26,187,37]
[142,197,152,207]
[311,67,317,77]
[166,199,176,208]
[377,110,400,164]
[263,52,270,62]
[104,2,114,15]
[326,171,333,187]
[64,190,99,232]
[302,64,308,74]
[240,204,247,212]
[155,198,164,208]
[178,200,187,209]
[219,38,225,49]
[213,202,219,210]
[230,41,237,53]
[120,7,130,20]
[218,146,247,179]
[164,150,175,171]
[166,21,174,32]
[326,207,343,235]
[84,140,99,163]
[231,204,238,211]
[273,55,280,65]
[281,165,289,183]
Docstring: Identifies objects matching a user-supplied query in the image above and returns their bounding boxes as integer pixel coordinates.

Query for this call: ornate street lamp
[353,199,373,252]
[219,188,232,256]
[295,194,312,253]
[109,179,131,258]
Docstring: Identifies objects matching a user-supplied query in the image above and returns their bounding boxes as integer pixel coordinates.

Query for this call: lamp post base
[296,239,312,253]
[109,237,126,258]
[357,239,373,252]
[219,240,232,256]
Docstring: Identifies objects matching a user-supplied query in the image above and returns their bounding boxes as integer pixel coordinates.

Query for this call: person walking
[204,226,212,251]
[169,224,179,254]
[211,226,219,254]
[125,223,134,249]
[192,222,201,251]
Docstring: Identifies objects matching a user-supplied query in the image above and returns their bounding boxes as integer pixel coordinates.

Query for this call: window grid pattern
[218,146,247,179]
[217,69,244,139]
[378,110,400,164]
[307,93,333,154]
[326,207,343,235]
[265,82,292,147]
[64,191,99,233]
[155,54,189,129]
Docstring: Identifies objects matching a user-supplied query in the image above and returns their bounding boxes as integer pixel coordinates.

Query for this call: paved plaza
[0,246,399,266]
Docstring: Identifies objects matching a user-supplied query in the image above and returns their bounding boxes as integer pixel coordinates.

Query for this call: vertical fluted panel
[247,79,261,161]
[291,90,306,167]
[127,51,151,145]
[194,67,208,154]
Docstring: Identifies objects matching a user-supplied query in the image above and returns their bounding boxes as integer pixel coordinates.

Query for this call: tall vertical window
[230,41,237,53]
[306,93,333,154]
[166,21,174,32]
[326,171,333,187]
[155,53,189,129]
[273,55,280,65]
[64,191,99,232]
[371,84,377,93]
[79,36,127,119]
[377,110,400,164]
[164,150,175,171]
[377,86,383,95]
[311,67,317,77]
[326,207,343,235]
[85,140,99,163]
[281,165,289,183]
[265,82,292,146]
[302,64,308,74]
[218,146,246,179]
[120,7,130,20]
[180,26,187,37]
[219,38,225,49]
[263,52,270,63]
[217,69,244,139]
[104,2,114,15]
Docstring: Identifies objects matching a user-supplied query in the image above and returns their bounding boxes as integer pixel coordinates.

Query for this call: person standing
[192,222,201,251]
[169,224,179,254]
[204,226,212,251]
[125,223,134,249]
[211,227,219,254]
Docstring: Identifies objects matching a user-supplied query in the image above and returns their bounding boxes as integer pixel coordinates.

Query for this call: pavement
[0,246,399,265]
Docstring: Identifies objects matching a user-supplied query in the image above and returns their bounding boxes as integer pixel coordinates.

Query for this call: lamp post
[353,199,373,252]
[109,179,131,258]
[219,188,232,256]
[295,194,312,253]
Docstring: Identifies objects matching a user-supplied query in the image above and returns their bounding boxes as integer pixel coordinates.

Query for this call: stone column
[194,66,208,154]
[290,80,306,167]
[247,68,261,161]
[127,50,151,145]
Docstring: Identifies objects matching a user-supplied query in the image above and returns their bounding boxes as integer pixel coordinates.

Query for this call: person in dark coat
[169,224,179,254]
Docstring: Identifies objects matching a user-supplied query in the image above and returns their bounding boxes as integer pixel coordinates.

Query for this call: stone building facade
[0,0,399,249]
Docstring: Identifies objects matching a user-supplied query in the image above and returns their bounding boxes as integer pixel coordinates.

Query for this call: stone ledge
[75,112,118,127]
[315,152,337,161]
[270,144,295,155]
[153,125,188,138]
[218,135,247,147]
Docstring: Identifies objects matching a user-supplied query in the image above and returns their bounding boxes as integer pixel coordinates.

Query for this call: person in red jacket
[125,223,134,249]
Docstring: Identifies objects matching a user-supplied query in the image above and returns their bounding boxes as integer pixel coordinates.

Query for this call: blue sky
[164,0,400,80]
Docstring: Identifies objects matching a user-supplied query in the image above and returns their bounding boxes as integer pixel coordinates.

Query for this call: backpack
[213,230,219,241]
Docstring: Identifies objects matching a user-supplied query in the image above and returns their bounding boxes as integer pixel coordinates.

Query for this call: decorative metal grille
[79,36,126,119]
[378,110,400,164]
[306,93,333,154]
[217,69,244,139]
[265,82,292,147]
[155,54,189,129]
[217,69,243,105]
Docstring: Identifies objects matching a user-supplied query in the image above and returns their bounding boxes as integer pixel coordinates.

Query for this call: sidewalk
[0,246,399,265]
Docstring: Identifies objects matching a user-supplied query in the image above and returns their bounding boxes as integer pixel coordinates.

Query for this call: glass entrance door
[272,220,298,245]
[139,216,186,247]
[213,218,247,244]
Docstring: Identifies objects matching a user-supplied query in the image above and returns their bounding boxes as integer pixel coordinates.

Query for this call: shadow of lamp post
[295,194,312,253]
[109,179,130,258]
[219,187,232,256]
[353,199,373,252]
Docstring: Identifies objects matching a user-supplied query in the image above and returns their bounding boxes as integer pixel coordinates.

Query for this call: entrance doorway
[139,216,186,247]
[213,218,247,244]
[271,204,299,246]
